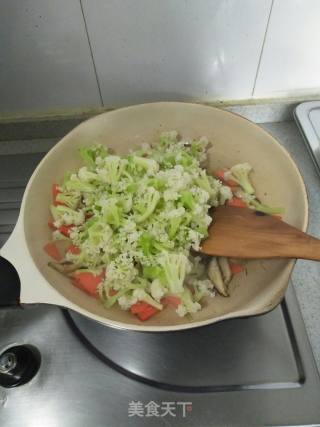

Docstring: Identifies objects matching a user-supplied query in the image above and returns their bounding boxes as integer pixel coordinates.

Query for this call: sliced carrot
[137,305,158,321]
[214,169,227,181]
[214,169,238,187]
[43,242,62,261]
[67,244,81,255]
[272,214,283,220]
[58,224,74,237]
[130,302,158,320]
[48,219,56,229]
[130,302,149,314]
[161,295,181,308]
[227,197,247,208]
[52,183,66,206]
[229,262,244,275]
[225,179,239,187]
[52,184,60,200]
[71,271,105,297]
[71,278,98,296]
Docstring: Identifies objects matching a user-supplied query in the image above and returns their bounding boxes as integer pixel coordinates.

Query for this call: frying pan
[0,102,308,331]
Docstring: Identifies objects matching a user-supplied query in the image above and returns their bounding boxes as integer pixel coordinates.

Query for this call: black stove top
[0,146,320,426]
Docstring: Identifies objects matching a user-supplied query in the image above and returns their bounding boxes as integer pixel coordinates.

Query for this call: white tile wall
[254,0,320,98]
[82,0,272,107]
[2,0,320,114]
[0,0,101,113]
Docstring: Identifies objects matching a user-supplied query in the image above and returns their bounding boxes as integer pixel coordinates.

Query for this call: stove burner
[0,352,17,374]
[65,300,303,392]
[0,345,41,388]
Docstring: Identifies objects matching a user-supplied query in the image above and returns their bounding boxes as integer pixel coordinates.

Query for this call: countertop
[261,121,320,372]
[0,117,319,372]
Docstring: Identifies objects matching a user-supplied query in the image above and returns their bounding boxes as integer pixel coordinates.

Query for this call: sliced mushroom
[199,141,213,169]
[48,261,78,276]
[207,257,229,297]
[217,257,232,285]
[53,238,73,256]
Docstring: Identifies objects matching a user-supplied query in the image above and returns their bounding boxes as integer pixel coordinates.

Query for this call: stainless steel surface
[68,301,302,390]
[1,289,320,426]
[0,117,320,426]
[0,152,45,247]
[294,101,320,177]
[261,121,320,372]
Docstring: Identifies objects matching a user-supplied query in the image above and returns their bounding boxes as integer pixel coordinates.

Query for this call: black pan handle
[0,256,21,307]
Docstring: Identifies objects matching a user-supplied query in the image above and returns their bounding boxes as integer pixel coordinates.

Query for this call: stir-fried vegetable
[44,131,283,320]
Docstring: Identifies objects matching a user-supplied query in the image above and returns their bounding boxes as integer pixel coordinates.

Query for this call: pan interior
[23,103,308,331]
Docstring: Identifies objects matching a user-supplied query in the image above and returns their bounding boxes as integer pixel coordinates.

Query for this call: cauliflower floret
[104,255,138,291]
[65,174,95,193]
[157,165,192,192]
[78,166,98,182]
[121,219,137,233]
[159,251,191,294]
[134,187,160,223]
[192,279,216,298]
[163,189,179,201]
[190,187,210,204]
[235,189,284,215]
[176,304,187,317]
[219,185,233,205]
[150,279,166,302]
[95,156,103,166]
[176,290,202,317]
[51,203,85,228]
[204,214,213,228]
[97,155,127,187]
[118,294,138,310]
[131,156,159,175]
[132,288,163,310]
[82,193,96,207]
[225,163,254,194]
[167,207,185,219]
[188,230,203,251]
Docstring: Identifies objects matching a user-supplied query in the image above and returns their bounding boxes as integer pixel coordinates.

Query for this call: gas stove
[0,122,320,426]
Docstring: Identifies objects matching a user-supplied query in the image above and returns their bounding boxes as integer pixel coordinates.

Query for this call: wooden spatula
[201,206,320,261]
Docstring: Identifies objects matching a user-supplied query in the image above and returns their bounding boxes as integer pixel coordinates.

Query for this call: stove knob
[0,345,41,388]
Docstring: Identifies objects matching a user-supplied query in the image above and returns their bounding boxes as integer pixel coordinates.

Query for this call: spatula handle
[276,233,320,261]
[201,206,320,261]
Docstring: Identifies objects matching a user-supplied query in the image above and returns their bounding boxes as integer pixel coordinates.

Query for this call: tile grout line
[79,0,104,107]
[251,0,275,97]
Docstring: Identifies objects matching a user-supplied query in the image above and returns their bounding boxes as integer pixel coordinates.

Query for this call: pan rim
[18,102,308,332]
